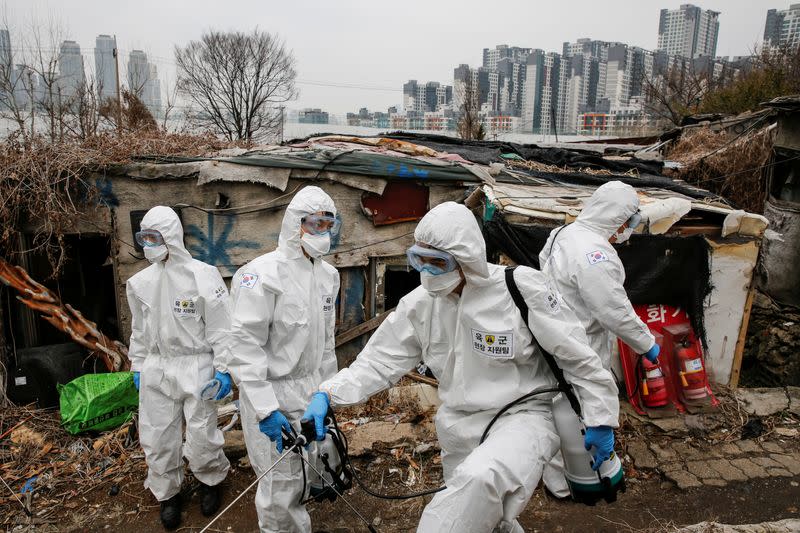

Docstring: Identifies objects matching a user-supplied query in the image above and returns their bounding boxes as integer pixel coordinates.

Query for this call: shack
[3,133,767,404]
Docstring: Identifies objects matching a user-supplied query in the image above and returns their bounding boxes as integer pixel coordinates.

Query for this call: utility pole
[113,35,122,133]
[279,105,285,144]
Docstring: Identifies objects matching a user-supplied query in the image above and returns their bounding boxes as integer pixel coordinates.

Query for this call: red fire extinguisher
[641,356,669,408]
[677,339,708,401]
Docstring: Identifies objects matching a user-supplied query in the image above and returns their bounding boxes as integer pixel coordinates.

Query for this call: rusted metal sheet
[361,182,429,226]
[0,258,130,371]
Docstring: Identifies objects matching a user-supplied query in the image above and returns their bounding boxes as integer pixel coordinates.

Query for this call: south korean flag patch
[240,273,259,289]
[586,250,608,265]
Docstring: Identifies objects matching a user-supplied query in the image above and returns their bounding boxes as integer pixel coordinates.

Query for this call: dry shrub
[0,130,236,275]
[666,126,774,213]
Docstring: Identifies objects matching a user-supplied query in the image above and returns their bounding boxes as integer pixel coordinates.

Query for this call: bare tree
[61,76,102,139]
[643,57,736,128]
[455,71,485,141]
[175,29,297,143]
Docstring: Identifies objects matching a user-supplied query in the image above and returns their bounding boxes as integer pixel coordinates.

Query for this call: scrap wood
[0,257,130,371]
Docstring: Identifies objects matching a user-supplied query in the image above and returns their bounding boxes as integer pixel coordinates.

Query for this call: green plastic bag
[58,371,138,435]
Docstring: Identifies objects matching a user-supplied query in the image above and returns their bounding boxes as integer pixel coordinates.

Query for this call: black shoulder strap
[504,266,583,417]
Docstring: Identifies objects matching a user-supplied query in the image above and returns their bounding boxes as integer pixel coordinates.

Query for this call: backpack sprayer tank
[551,395,625,505]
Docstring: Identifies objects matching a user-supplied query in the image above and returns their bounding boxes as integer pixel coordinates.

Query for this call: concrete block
[730,458,769,478]
[735,440,763,454]
[665,469,702,489]
[702,478,727,487]
[751,456,783,469]
[767,467,793,477]
[223,430,248,459]
[770,453,800,475]
[649,442,677,461]
[706,459,748,482]
[388,384,442,410]
[761,441,788,454]
[736,388,789,416]
[627,441,658,470]
[686,460,720,479]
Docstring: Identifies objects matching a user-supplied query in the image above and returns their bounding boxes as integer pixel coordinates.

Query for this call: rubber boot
[198,482,222,517]
[159,493,182,530]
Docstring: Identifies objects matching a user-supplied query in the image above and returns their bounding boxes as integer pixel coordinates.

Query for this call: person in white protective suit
[538,180,659,372]
[126,206,232,530]
[227,186,340,533]
[537,181,658,500]
[303,202,620,533]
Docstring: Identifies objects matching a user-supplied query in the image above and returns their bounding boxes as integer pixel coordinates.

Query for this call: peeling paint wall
[703,239,760,384]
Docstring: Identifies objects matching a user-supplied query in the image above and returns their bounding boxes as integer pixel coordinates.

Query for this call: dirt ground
[49,459,800,533]
[3,386,799,532]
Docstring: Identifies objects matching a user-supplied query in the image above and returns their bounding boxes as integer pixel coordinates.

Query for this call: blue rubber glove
[584,426,615,471]
[132,372,140,391]
[259,411,293,453]
[643,343,660,364]
[213,371,233,400]
[302,392,330,441]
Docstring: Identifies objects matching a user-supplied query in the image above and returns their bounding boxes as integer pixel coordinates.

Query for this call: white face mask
[420,270,462,297]
[613,226,634,244]
[301,232,331,258]
[144,244,168,263]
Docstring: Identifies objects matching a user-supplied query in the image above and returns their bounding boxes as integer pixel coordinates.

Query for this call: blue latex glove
[643,343,660,364]
[213,371,233,400]
[259,411,293,453]
[584,426,615,471]
[302,392,330,441]
[132,372,140,391]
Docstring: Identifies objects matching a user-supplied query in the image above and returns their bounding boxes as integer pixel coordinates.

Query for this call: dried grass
[666,126,774,214]
[0,404,143,523]
[0,130,235,275]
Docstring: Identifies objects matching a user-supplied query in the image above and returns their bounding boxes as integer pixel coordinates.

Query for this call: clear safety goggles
[301,212,341,237]
[627,211,643,229]
[135,229,165,248]
[406,244,458,276]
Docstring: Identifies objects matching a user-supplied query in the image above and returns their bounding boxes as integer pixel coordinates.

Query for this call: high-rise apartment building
[764,4,800,48]
[126,50,162,117]
[58,40,86,100]
[402,79,452,113]
[482,45,531,71]
[94,35,117,101]
[657,4,720,58]
[127,50,149,94]
[522,50,563,134]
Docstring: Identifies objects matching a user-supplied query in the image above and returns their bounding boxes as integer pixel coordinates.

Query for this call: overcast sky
[1,0,782,114]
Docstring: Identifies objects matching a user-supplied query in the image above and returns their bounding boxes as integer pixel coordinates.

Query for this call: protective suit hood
[279,186,337,260]
[575,181,640,240]
[140,206,192,264]
[414,202,490,283]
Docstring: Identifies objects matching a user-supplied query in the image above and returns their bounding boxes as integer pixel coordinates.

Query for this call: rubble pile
[742,292,800,387]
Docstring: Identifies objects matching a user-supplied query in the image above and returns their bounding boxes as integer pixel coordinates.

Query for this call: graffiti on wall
[185,213,260,267]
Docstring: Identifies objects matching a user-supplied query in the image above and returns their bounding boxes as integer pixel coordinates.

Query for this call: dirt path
[62,460,799,533]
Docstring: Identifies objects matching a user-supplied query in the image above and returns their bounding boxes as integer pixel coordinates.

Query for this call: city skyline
[0,0,780,114]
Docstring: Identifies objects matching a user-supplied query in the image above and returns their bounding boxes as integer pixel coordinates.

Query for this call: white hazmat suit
[539,181,655,371]
[126,206,231,502]
[227,186,340,533]
[320,202,619,533]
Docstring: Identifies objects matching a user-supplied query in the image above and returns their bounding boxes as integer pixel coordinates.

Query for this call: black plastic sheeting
[384,132,663,174]
[483,216,712,346]
[382,132,720,201]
